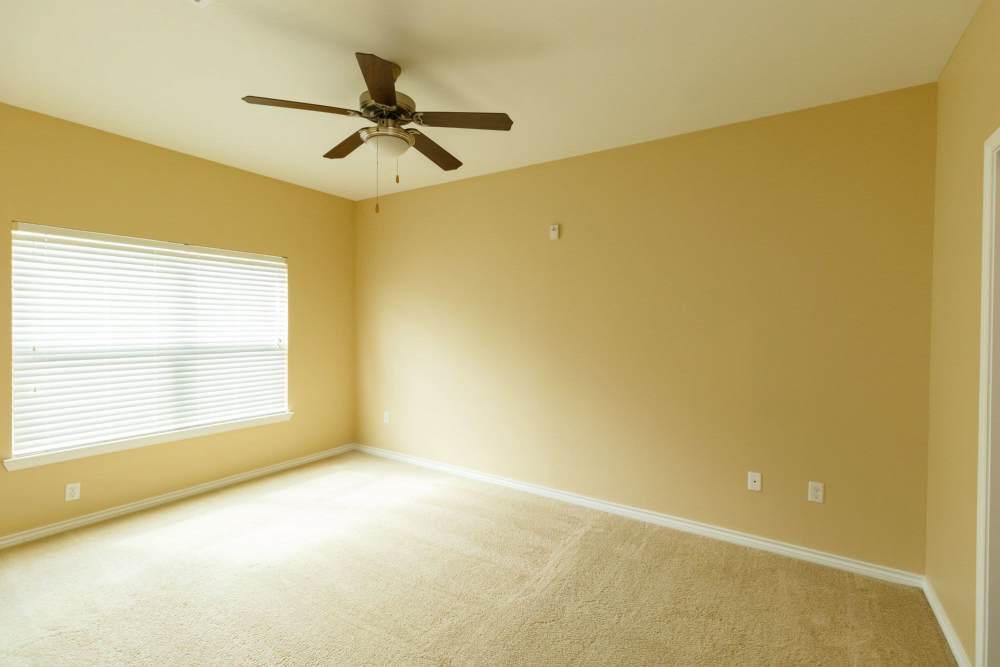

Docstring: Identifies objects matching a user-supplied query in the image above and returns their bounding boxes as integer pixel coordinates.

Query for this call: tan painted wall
[926,0,1000,655]
[0,102,356,537]
[356,85,937,573]
[0,80,943,604]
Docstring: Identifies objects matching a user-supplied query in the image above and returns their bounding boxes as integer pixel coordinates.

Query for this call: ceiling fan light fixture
[360,126,414,159]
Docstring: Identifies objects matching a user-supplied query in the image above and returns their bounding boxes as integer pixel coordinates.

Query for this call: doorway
[977,125,1000,667]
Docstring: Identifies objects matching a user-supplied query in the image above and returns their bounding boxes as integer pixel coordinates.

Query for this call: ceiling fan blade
[355,53,398,107]
[414,112,513,131]
[243,96,358,117]
[323,131,364,159]
[409,130,462,171]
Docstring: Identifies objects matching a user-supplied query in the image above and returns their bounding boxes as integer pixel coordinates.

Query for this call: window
[5,223,289,470]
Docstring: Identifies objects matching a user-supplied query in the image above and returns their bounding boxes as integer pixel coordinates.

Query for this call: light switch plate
[808,481,825,503]
[65,482,81,502]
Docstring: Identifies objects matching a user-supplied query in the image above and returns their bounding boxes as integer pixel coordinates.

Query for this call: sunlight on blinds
[11,224,288,458]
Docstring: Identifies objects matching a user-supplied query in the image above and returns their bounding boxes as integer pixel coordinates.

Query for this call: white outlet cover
[65,482,81,502]
[383,410,390,424]
[549,224,560,240]
[808,481,825,503]
[747,471,762,492]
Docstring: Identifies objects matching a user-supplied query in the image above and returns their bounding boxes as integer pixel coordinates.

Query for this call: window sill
[2,412,294,471]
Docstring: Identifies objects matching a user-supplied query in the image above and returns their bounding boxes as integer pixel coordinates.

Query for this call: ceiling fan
[243,52,513,171]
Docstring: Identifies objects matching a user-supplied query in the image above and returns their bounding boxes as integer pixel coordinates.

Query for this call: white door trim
[977,125,1000,667]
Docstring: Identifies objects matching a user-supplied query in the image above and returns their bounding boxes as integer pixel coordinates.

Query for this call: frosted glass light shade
[366,134,410,158]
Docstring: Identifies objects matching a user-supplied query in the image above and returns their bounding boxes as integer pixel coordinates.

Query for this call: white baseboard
[0,442,930,591]
[923,579,973,667]
[0,443,356,551]
[356,444,922,587]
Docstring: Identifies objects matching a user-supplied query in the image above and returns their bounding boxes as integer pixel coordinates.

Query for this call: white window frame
[3,223,292,471]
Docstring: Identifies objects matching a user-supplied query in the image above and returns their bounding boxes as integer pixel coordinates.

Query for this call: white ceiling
[0,0,980,201]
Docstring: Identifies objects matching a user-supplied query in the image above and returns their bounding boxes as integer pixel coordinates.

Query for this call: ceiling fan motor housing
[358,90,418,157]
[359,90,416,122]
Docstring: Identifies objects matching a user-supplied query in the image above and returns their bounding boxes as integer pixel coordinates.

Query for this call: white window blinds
[11,223,288,461]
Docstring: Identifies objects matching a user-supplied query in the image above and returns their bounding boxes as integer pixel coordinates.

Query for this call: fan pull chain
[375,137,380,213]
[395,158,400,184]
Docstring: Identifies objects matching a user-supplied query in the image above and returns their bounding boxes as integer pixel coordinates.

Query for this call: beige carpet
[0,452,953,666]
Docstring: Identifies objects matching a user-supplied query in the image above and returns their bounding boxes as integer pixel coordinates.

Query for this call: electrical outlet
[65,482,81,502]
[383,410,390,424]
[808,481,825,503]
[747,471,762,492]
[549,224,560,240]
